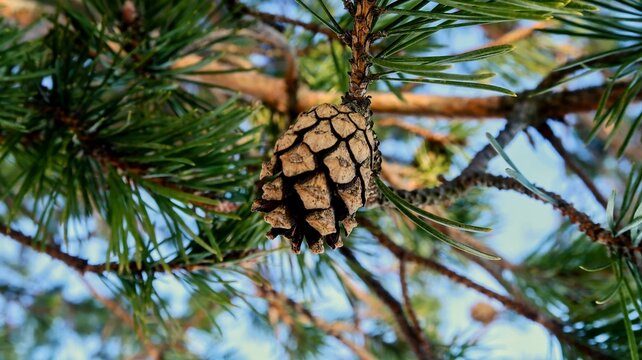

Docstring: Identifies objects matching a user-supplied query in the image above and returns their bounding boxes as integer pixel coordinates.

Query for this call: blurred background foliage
[0,0,641,359]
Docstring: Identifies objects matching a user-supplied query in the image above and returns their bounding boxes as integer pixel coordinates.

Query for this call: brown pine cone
[252,103,381,254]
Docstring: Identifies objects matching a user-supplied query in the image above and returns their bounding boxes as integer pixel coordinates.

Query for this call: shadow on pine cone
[252,103,381,253]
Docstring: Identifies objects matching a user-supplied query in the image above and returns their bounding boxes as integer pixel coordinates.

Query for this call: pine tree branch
[256,283,377,360]
[378,118,465,146]
[361,218,614,360]
[188,58,641,118]
[344,0,379,107]
[399,257,436,358]
[1,223,262,274]
[4,1,642,122]
[14,105,241,214]
[375,173,640,255]
[536,122,608,209]
[340,247,434,360]
[460,100,540,176]
[2,224,101,273]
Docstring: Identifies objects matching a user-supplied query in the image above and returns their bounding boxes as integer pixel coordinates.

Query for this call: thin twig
[362,219,613,360]
[1,223,264,274]
[256,283,377,360]
[374,173,639,254]
[340,247,433,360]
[378,118,464,146]
[399,257,435,358]
[537,122,608,208]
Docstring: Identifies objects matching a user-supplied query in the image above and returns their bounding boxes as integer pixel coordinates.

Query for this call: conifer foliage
[0,0,641,359]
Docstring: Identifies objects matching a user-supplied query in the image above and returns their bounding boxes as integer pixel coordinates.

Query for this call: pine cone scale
[253,103,380,253]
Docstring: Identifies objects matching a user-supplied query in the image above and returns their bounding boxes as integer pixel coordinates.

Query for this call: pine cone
[252,103,381,254]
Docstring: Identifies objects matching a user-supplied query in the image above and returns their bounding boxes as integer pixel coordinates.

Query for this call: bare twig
[378,118,464,146]
[1,223,264,274]
[537,122,608,208]
[375,173,640,255]
[256,283,376,360]
[399,257,435,358]
[340,247,433,360]
[362,219,613,360]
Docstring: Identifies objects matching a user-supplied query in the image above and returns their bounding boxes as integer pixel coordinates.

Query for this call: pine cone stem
[344,0,379,109]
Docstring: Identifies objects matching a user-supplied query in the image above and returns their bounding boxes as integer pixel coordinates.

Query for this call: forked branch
[340,247,434,360]
[360,217,613,360]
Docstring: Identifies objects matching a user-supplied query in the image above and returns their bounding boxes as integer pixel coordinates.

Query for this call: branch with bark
[399,257,435,357]
[256,283,377,360]
[359,217,613,360]
[378,118,465,146]
[12,105,241,214]
[340,247,435,360]
[374,172,640,255]
[343,0,378,108]
[186,57,641,119]
[1,223,263,274]
[536,122,608,208]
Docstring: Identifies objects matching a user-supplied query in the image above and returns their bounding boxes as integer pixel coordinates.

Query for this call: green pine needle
[376,178,500,260]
